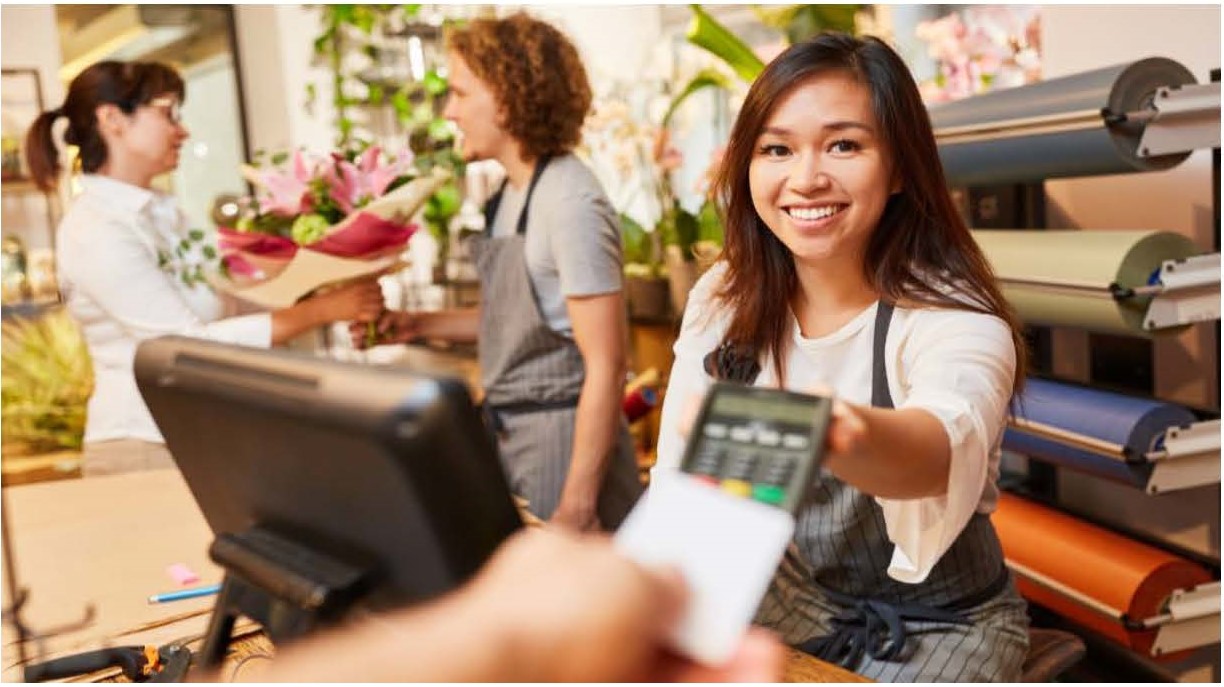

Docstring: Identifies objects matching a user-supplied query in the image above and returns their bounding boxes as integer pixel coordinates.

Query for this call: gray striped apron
[711,303,1029,681]
[472,157,642,528]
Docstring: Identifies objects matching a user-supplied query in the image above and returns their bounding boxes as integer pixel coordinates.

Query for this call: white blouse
[57,175,271,444]
[653,262,1017,584]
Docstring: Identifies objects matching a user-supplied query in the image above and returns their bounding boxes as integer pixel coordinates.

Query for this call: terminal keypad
[686,420,815,508]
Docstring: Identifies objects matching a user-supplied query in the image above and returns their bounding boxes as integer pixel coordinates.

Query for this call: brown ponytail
[22,60,185,193]
[25,109,63,192]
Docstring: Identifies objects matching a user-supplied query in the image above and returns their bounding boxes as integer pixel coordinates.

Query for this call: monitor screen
[134,336,522,612]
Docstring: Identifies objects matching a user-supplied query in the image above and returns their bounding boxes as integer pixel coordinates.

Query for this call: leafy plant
[620,212,663,278]
[310,5,424,146]
[658,201,700,262]
[423,178,462,247]
[308,5,468,281]
[752,5,863,44]
[686,5,766,83]
[695,197,723,245]
[664,4,864,137]
[1,309,93,455]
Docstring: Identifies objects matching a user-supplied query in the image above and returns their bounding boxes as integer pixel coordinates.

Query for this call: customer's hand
[310,278,385,324]
[460,528,785,682]
[348,310,422,349]
[254,527,783,682]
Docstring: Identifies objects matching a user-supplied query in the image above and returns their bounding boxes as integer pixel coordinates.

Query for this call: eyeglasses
[147,96,183,125]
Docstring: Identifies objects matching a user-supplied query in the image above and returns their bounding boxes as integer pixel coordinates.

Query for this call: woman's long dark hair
[711,33,1026,390]
[25,60,184,192]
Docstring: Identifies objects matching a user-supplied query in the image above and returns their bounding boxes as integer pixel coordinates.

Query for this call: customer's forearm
[253,591,519,682]
[418,308,481,343]
[270,299,326,345]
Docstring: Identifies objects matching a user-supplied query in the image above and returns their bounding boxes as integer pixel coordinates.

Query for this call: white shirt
[653,262,1016,584]
[57,175,272,444]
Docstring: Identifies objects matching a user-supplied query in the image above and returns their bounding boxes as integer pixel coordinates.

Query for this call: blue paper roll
[1004,378,1197,487]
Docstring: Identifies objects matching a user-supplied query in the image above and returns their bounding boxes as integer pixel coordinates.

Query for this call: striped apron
[472,157,642,528]
[712,303,1029,681]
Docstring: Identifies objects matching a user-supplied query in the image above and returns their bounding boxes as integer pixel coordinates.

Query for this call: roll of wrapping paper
[930,57,1197,186]
[993,493,1213,658]
[1005,378,1196,488]
[972,229,1199,335]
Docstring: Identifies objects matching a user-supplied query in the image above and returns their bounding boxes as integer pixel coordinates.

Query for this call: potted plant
[621,213,672,322]
[1,309,93,465]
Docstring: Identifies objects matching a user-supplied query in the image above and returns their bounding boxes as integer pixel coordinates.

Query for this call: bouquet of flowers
[915,6,1041,104]
[213,145,450,309]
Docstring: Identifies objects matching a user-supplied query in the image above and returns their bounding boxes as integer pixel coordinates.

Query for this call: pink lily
[354,145,411,199]
[319,156,356,214]
[357,145,382,173]
[324,146,414,213]
[258,150,314,216]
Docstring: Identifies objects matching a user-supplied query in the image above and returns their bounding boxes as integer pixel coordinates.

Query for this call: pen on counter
[147,583,221,605]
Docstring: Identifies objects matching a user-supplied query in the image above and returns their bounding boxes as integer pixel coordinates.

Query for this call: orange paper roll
[992,493,1212,658]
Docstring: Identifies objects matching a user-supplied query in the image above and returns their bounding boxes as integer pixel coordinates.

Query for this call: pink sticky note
[166,563,199,586]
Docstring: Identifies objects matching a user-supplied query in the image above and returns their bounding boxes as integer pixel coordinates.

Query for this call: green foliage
[620,213,655,268]
[423,179,462,243]
[662,68,733,129]
[658,202,700,261]
[752,5,862,43]
[686,4,765,82]
[310,4,444,149]
[678,4,863,109]
[290,213,331,244]
[1,309,93,455]
[696,198,723,244]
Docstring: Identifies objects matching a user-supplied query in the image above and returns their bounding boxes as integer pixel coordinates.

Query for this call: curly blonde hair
[446,12,592,160]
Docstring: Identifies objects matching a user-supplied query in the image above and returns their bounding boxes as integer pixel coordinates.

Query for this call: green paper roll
[972,230,1199,335]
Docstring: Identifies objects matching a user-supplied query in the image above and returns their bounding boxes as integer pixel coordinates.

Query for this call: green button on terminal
[752,484,786,505]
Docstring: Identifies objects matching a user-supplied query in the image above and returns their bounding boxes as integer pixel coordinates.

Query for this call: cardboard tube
[972,229,1199,335]
[993,493,1212,657]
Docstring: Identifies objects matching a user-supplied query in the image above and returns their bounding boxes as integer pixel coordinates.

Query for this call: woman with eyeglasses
[26,60,385,477]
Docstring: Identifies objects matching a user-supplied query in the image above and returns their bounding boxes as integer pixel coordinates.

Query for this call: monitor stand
[197,526,372,670]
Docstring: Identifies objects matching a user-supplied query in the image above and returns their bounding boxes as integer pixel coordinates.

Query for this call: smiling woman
[747,72,899,276]
[652,33,1033,681]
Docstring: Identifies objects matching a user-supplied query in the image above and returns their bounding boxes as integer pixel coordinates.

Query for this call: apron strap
[482,155,552,238]
[799,565,1010,669]
[479,396,582,436]
[702,300,895,391]
[870,301,896,409]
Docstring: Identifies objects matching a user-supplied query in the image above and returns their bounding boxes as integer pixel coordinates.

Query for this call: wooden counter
[2,456,866,682]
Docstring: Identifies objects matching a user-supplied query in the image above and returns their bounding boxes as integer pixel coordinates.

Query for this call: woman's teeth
[787,205,842,221]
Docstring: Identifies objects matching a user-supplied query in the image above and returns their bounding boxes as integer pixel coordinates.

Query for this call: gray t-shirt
[490,153,623,336]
